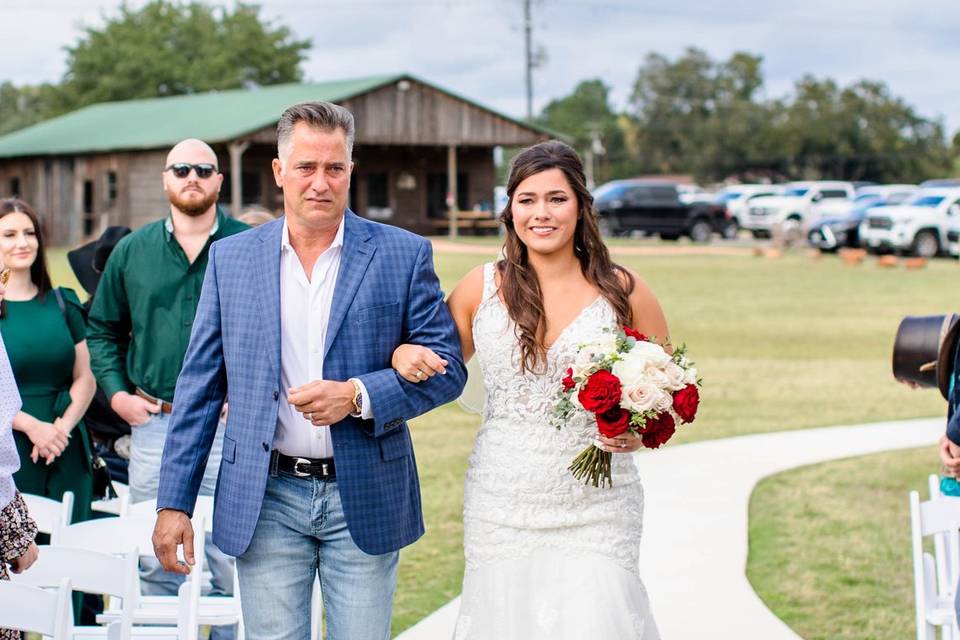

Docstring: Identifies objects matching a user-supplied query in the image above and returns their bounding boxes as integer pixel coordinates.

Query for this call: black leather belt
[271,450,336,480]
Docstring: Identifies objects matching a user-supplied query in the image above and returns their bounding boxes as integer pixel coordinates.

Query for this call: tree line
[0,3,954,185]
[537,48,957,185]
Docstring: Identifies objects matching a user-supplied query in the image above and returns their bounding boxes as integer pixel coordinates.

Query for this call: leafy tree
[59,0,310,108]
[537,79,626,184]
[626,48,952,183]
[0,82,65,135]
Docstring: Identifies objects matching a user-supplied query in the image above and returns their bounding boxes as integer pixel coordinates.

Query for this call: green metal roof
[0,73,553,159]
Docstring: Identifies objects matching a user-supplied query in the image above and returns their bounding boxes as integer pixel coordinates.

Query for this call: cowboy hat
[893,313,960,400]
[67,226,131,295]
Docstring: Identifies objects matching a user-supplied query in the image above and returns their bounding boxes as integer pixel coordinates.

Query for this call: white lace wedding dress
[454,263,660,639]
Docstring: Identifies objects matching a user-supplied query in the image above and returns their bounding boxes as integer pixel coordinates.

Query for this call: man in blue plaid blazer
[152,102,466,639]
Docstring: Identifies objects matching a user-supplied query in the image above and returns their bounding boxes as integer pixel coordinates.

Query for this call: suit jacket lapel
[324,211,375,360]
[255,219,284,381]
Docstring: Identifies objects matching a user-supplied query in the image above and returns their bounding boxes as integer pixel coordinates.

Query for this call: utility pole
[524,0,533,120]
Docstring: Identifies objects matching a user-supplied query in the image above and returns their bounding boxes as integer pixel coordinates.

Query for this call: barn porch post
[228,139,250,216]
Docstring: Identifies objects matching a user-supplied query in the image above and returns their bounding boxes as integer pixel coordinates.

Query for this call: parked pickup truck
[593,180,728,242]
[743,181,855,238]
[860,188,960,257]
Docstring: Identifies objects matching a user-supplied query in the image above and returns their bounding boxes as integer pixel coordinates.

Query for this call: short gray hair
[277,101,355,163]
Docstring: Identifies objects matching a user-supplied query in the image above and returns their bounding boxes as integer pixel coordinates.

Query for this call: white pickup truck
[743,181,855,238]
[860,188,960,257]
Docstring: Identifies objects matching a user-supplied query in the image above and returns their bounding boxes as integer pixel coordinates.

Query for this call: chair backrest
[126,496,214,533]
[13,546,141,638]
[56,515,158,557]
[22,491,74,540]
[0,577,73,639]
[910,491,960,640]
[177,519,205,640]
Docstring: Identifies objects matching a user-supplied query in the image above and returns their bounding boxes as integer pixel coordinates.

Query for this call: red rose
[578,370,622,413]
[562,368,576,392]
[623,326,648,342]
[596,407,631,438]
[639,412,676,449]
[673,384,700,423]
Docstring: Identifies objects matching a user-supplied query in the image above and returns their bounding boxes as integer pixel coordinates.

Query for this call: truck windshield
[906,195,945,208]
[593,183,630,202]
[715,191,743,203]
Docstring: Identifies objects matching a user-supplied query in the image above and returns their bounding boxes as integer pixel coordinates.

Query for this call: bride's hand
[596,431,643,453]
[392,344,448,383]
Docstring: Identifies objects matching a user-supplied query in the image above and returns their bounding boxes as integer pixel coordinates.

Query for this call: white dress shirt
[274,217,372,459]
[0,333,22,509]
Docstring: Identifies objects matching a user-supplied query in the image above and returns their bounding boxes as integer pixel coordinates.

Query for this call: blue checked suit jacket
[156,211,466,556]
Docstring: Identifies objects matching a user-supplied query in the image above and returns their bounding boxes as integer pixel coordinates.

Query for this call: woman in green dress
[0,198,96,525]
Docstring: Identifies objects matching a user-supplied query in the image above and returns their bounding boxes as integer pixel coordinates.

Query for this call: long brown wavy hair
[0,198,53,319]
[498,140,635,373]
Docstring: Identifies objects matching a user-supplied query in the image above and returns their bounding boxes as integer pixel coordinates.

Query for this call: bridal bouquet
[553,327,701,487]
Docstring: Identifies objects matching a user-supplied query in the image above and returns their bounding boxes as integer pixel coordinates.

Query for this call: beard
[168,186,219,216]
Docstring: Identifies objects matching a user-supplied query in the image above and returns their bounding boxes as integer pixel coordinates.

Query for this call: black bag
[52,288,118,500]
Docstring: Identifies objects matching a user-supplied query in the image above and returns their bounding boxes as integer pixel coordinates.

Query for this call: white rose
[683,366,698,385]
[653,390,674,413]
[620,381,662,413]
[644,363,670,388]
[611,348,647,386]
[663,362,686,390]
[629,340,672,365]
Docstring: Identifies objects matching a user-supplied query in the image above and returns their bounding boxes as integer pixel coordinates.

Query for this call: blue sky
[5,0,960,133]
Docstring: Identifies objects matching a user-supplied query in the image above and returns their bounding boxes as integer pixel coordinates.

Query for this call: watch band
[348,378,363,415]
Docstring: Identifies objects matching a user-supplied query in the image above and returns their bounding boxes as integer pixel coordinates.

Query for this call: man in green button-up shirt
[87,139,247,636]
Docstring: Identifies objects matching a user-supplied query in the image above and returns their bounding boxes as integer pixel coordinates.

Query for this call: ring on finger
[415,369,425,379]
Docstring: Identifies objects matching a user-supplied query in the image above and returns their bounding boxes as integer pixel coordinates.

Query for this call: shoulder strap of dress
[482,262,498,300]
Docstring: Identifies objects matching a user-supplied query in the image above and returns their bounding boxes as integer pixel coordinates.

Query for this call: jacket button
[261,442,269,452]
[273,390,279,401]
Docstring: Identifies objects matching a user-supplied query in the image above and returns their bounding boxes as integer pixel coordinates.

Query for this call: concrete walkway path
[397,417,943,639]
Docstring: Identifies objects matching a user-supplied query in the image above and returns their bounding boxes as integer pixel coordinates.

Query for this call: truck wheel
[689,219,713,243]
[721,220,739,240]
[912,230,940,258]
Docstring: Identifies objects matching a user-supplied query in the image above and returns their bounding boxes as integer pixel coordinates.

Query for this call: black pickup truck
[592,180,729,241]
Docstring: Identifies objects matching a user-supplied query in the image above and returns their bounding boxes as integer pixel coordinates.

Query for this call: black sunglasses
[165,163,218,179]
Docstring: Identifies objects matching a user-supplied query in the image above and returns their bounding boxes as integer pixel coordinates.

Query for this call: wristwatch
[348,378,363,415]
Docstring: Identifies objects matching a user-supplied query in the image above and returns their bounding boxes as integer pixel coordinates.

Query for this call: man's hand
[111,391,161,427]
[940,435,960,477]
[152,509,195,575]
[288,380,355,426]
[9,542,38,574]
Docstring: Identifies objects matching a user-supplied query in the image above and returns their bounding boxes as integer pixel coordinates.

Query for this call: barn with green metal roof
[0,73,550,243]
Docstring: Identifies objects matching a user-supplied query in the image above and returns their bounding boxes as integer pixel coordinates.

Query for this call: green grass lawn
[748,446,938,639]
[45,243,954,634]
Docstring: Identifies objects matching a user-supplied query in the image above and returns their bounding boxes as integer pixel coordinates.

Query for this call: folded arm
[356,240,466,437]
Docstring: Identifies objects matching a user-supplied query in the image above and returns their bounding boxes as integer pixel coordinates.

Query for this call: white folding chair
[910,491,960,639]
[91,482,130,517]
[56,515,237,637]
[10,545,174,640]
[22,491,74,541]
[0,577,73,639]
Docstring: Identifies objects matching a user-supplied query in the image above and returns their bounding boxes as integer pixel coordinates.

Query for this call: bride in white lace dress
[393,141,667,639]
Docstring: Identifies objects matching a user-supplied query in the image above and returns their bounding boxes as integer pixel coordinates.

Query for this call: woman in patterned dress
[0,251,40,639]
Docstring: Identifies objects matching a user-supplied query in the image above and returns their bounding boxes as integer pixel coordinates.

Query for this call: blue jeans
[236,473,399,640]
[130,412,235,640]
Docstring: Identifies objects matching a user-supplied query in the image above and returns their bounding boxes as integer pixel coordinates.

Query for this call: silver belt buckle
[321,463,329,476]
[291,457,312,477]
